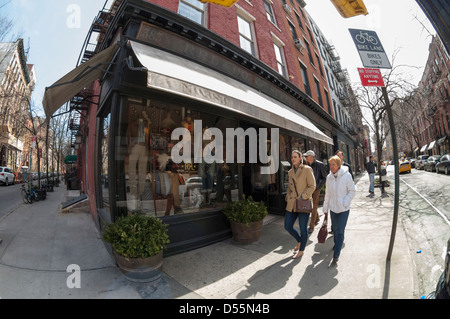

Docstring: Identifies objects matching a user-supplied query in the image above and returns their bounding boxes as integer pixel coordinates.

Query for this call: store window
[279,134,291,193]
[118,97,240,218]
[99,113,111,216]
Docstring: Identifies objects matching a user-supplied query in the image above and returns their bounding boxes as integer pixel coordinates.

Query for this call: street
[389,165,450,296]
[0,180,50,221]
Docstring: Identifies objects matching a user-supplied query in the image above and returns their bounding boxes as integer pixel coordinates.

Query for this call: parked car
[416,155,429,170]
[424,155,441,172]
[185,176,203,191]
[436,154,450,175]
[0,167,15,186]
[399,160,411,174]
[409,158,417,168]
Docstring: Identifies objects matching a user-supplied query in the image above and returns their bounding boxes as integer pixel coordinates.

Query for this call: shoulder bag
[292,170,313,213]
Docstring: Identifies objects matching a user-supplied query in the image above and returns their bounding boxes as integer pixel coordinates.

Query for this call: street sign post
[350,29,398,261]
[357,68,385,87]
[349,28,392,69]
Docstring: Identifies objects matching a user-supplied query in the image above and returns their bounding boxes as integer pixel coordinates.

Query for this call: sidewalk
[0,173,418,299]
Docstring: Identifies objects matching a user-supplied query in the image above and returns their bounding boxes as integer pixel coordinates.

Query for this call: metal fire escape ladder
[69,5,112,148]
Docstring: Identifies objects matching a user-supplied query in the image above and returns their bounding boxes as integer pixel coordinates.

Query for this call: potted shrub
[102,214,170,282]
[223,196,267,244]
[318,184,326,206]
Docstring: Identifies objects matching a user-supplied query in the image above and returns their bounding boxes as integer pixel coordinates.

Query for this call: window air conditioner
[294,38,305,51]
[283,4,292,14]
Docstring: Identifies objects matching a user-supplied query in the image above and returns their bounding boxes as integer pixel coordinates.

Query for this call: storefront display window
[279,134,291,193]
[117,97,240,218]
[99,113,111,215]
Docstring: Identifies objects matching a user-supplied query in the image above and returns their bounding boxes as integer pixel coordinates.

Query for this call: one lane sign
[349,28,392,69]
[358,68,385,87]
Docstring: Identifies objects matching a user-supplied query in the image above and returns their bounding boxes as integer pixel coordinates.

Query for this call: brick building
[43,0,362,256]
[415,35,450,156]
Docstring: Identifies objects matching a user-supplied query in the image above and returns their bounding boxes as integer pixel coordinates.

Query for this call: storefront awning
[437,136,448,145]
[427,140,436,150]
[420,144,428,152]
[42,44,120,119]
[129,41,333,145]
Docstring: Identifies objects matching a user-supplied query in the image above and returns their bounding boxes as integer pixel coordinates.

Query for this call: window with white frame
[178,0,205,25]
[273,42,287,77]
[237,15,256,56]
[264,0,276,24]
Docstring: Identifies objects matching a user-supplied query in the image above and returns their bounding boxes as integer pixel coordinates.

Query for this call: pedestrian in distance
[335,150,354,180]
[379,160,387,195]
[322,155,355,263]
[365,155,376,195]
[285,150,316,260]
[304,150,327,234]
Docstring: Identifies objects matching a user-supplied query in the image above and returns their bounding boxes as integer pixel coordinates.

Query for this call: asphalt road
[393,165,450,296]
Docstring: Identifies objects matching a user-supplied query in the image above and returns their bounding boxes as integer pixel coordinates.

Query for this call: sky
[304,0,436,87]
[1,0,437,117]
[2,0,110,115]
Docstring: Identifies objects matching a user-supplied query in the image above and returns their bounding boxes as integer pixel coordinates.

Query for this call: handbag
[317,213,328,244]
[292,174,313,213]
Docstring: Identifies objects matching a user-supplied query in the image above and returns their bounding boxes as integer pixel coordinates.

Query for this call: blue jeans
[330,210,350,259]
[284,211,309,251]
[369,173,375,193]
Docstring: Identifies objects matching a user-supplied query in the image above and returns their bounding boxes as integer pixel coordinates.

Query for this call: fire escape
[69,2,117,149]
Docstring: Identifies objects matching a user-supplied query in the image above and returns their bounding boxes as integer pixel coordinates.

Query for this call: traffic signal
[330,0,368,18]
[198,0,239,7]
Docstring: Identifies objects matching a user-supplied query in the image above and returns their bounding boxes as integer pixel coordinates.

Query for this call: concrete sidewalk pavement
[0,172,418,299]
[0,185,141,299]
[162,172,417,299]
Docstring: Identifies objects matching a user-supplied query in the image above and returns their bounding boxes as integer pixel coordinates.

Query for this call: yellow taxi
[399,159,411,174]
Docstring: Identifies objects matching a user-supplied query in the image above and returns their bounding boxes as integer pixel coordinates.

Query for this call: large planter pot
[230,220,263,245]
[114,251,163,283]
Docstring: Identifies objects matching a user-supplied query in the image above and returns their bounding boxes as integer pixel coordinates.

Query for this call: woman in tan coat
[285,150,316,259]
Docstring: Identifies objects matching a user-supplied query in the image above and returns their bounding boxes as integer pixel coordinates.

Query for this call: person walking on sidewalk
[285,150,316,260]
[365,156,376,195]
[379,160,387,195]
[336,150,354,180]
[304,150,327,234]
[322,155,355,263]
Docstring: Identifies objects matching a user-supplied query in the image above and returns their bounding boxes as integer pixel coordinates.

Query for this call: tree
[354,49,418,171]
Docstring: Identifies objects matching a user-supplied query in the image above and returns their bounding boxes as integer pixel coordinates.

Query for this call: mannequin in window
[127,110,150,200]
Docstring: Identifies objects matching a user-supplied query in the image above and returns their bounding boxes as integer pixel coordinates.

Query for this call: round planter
[114,251,163,283]
[230,220,263,244]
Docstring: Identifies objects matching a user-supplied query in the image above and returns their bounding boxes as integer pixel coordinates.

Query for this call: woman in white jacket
[322,155,355,263]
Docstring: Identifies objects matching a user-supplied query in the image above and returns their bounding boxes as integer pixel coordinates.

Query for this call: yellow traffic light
[330,0,368,18]
[199,0,239,7]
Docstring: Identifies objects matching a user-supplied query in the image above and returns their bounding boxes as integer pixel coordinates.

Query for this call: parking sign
[349,28,392,69]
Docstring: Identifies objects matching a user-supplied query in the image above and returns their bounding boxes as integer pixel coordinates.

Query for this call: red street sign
[358,68,385,87]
